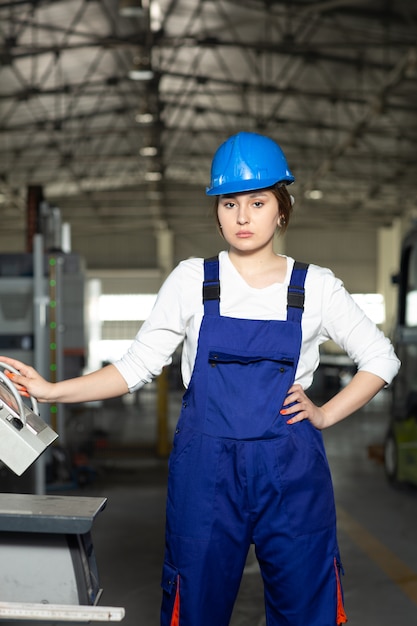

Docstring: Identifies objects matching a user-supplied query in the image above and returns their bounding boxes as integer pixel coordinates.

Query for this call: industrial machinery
[0,493,124,623]
[384,224,417,485]
[0,251,85,376]
[0,362,58,476]
[0,248,86,491]
[0,192,124,622]
[0,373,124,622]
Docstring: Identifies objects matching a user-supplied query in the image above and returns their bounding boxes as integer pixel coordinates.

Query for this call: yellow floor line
[338,507,417,606]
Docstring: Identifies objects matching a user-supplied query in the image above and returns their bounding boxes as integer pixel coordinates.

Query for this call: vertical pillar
[47,255,65,442]
[155,225,174,457]
[156,224,174,279]
[377,218,402,336]
[26,186,43,253]
[33,234,48,494]
[156,367,170,457]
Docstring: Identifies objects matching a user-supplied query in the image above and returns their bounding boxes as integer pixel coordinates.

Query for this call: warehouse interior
[1,1,417,625]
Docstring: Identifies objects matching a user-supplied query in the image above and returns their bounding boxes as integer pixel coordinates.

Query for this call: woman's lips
[236,231,253,238]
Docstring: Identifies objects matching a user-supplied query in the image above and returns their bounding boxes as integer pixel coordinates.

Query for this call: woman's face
[217,189,281,253]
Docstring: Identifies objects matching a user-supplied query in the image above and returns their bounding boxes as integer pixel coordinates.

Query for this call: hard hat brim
[206,176,295,196]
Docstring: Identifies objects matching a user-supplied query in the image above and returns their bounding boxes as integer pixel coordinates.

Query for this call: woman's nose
[237,208,249,224]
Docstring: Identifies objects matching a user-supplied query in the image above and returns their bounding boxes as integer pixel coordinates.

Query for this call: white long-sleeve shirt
[114,251,400,392]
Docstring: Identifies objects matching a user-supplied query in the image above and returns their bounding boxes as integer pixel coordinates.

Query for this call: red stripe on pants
[334,558,348,624]
[170,576,180,626]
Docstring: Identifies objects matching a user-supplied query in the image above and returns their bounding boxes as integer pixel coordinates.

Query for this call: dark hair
[213,183,294,237]
[271,184,293,234]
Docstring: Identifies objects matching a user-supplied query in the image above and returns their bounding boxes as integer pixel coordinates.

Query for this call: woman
[1,132,400,626]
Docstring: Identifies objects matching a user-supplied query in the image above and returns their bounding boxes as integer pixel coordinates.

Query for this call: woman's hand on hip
[280,384,327,430]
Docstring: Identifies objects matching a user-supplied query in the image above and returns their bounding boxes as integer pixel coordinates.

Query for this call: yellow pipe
[156,367,171,457]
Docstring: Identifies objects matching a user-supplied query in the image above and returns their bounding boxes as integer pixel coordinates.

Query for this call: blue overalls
[161,257,347,626]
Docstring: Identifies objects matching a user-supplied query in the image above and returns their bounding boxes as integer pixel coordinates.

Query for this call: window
[351,293,385,325]
[99,294,157,322]
[87,292,157,365]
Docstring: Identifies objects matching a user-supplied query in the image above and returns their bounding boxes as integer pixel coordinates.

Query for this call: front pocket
[276,424,337,536]
[206,349,295,438]
[161,562,180,626]
[166,432,221,540]
[168,427,197,472]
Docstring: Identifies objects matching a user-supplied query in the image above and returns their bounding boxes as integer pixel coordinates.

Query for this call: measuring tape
[0,601,125,622]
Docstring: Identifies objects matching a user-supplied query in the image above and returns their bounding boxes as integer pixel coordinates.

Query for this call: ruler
[0,601,125,622]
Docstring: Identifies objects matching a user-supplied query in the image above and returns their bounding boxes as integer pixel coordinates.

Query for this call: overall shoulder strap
[287,261,309,322]
[203,255,220,315]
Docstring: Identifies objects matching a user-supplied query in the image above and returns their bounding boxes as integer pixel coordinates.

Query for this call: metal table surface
[0,493,107,533]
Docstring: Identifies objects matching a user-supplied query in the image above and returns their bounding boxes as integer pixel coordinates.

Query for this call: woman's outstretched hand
[0,356,54,403]
[1,355,129,405]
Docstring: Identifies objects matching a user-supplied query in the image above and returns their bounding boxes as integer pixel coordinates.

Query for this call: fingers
[0,358,45,402]
[4,371,30,397]
[280,384,311,425]
[0,356,26,371]
[280,384,304,411]
[281,405,305,425]
[0,357,32,383]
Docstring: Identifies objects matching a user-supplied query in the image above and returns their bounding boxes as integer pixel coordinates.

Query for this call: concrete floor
[27,385,417,625]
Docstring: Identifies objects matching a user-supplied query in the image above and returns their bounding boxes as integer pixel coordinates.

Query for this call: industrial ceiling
[1,0,417,268]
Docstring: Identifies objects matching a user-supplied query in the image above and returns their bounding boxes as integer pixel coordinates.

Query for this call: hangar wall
[285,228,377,293]
[0,223,397,294]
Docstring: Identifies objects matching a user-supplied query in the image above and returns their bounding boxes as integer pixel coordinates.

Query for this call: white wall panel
[285,228,377,294]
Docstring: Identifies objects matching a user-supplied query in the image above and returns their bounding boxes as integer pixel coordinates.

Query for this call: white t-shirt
[114,251,400,392]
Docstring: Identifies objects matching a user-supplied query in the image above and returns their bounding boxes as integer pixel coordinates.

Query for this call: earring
[279,216,286,227]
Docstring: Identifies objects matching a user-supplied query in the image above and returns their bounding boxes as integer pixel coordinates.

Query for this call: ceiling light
[304,189,323,200]
[140,146,158,157]
[140,127,160,157]
[145,171,162,182]
[119,0,144,18]
[128,50,154,81]
[135,104,155,124]
[150,1,162,31]
[144,160,163,182]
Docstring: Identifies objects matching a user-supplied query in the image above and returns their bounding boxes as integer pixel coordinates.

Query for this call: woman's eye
[253,201,263,208]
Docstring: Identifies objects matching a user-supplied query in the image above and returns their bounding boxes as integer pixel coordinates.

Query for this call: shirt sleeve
[318,267,400,385]
[113,260,201,392]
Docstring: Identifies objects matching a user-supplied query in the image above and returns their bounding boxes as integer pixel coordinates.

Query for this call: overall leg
[160,432,252,626]
[256,527,344,626]
[249,430,347,626]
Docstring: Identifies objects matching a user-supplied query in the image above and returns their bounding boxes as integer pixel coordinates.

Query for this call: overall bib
[161,257,347,626]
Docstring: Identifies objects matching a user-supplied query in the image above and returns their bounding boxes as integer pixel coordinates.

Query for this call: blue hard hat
[206,131,294,196]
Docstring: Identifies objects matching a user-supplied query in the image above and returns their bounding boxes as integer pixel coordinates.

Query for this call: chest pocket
[205,349,295,439]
